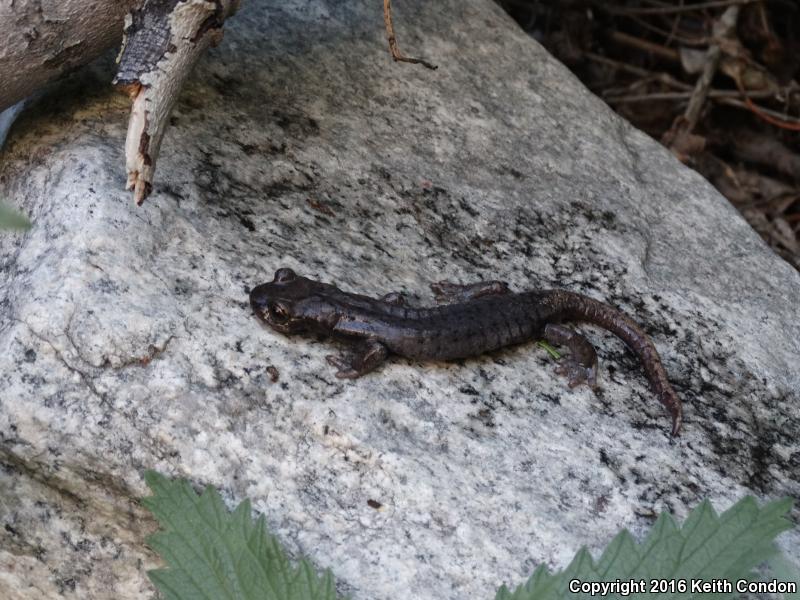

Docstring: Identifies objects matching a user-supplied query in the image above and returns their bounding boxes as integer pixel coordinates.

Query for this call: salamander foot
[554,358,598,389]
[544,323,599,390]
[326,339,389,379]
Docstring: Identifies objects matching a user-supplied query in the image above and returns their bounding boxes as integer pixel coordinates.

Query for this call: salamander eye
[274,268,296,283]
[268,302,290,323]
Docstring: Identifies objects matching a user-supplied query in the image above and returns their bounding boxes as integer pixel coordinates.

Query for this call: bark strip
[114,0,239,205]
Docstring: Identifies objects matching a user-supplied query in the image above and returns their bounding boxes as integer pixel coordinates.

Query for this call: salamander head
[249,268,337,334]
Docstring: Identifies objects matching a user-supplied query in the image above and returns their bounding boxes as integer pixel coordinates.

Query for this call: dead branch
[685,6,740,131]
[610,31,680,62]
[605,88,777,103]
[719,96,800,130]
[599,0,758,17]
[114,0,239,205]
[726,129,800,179]
[585,53,692,89]
[626,13,710,47]
[662,4,740,156]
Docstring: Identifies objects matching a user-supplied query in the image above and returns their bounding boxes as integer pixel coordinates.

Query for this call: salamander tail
[546,290,683,436]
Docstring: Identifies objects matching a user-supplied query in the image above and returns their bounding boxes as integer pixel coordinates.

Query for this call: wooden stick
[114,0,239,205]
[600,0,757,16]
[722,94,800,130]
[605,89,778,103]
[585,52,691,89]
[683,6,740,132]
[610,31,680,62]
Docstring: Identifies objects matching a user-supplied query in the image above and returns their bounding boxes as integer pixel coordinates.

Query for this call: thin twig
[683,6,740,131]
[664,2,683,46]
[599,0,758,16]
[627,14,710,46]
[383,0,437,70]
[610,30,680,61]
[585,53,691,89]
[605,88,777,103]
[723,92,800,130]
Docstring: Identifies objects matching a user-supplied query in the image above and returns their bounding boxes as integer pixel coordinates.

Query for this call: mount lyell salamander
[250,268,682,435]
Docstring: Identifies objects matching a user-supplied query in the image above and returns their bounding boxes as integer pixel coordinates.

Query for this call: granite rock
[1,0,798,598]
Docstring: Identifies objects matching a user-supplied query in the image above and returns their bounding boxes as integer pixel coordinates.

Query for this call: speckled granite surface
[1,0,798,598]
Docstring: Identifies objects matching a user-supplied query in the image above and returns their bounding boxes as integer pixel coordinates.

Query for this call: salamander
[249,268,682,435]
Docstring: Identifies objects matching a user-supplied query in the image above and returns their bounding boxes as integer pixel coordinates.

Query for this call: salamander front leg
[380,292,407,305]
[543,323,598,389]
[326,339,389,379]
[430,280,510,304]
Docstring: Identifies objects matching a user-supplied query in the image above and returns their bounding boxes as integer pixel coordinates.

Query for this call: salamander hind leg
[543,323,598,389]
[430,280,510,304]
[326,339,389,379]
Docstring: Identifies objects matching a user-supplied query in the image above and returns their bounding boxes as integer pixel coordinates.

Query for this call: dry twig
[720,95,800,130]
[685,6,740,131]
[383,0,438,70]
[599,0,758,17]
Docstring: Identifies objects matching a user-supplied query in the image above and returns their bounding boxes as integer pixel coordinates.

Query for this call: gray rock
[1,0,798,598]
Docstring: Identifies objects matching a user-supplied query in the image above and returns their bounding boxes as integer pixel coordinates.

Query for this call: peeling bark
[114,0,239,205]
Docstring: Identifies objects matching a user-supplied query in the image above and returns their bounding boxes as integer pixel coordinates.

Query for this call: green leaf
[0,203,31,230]
[142,471,343,600]
[143,473,795,600]
[497,497,794,600]
[764,553,800,600]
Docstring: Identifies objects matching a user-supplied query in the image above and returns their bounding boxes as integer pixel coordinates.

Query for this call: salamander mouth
[250,290,279,325]
[254,308,294,333]
[252,305,270,323]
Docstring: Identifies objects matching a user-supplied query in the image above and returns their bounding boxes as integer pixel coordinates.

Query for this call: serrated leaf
[764,553,800,600]
[498,497,795,600]
[0,203,31,230]
[142,471,344,600]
